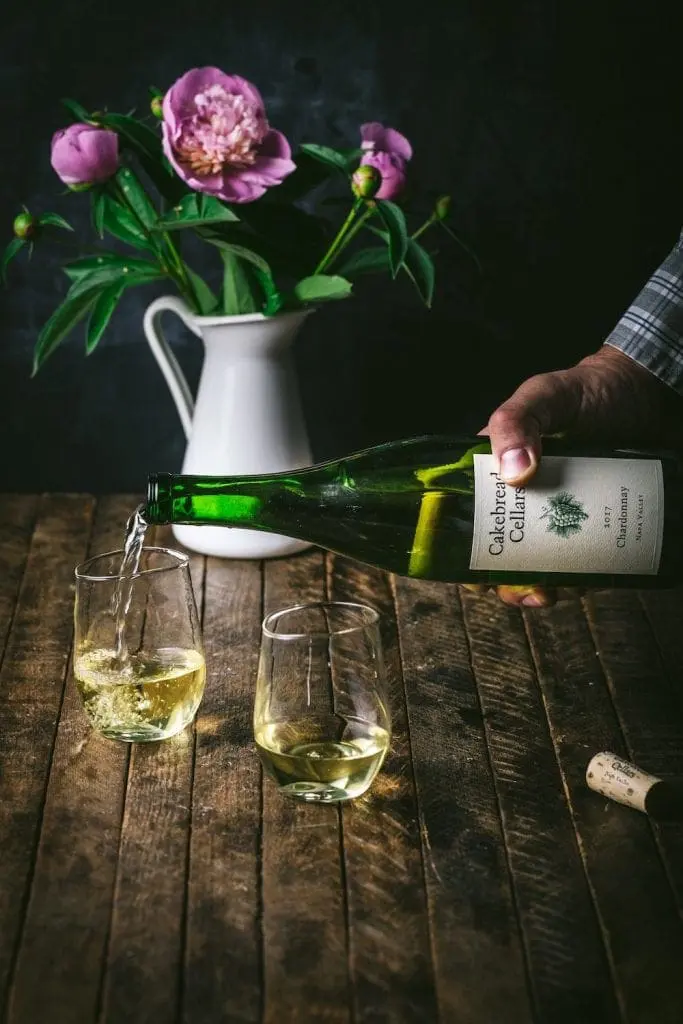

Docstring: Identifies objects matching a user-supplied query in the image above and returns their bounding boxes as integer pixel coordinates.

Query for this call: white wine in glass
[74,546,205,742]
[254,602,391,803]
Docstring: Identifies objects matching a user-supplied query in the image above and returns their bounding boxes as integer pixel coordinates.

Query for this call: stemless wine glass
[254,601,391,802]
[74,547,205,742]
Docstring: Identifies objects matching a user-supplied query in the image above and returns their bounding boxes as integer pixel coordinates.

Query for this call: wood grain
[96,524,208,1023]
[0,495,39,664]
[330,556,437,1024]
[261,550,350,1024]
[585,590,683,938]
[0,494,94,1017]
[2,494,683,1023]
[461,588,621,1024]
[5,496,136,1024]
[183,555,263,1024]
[99,549,204,1024]
[525,591,683,1024]
[393,576,533,1024]
[638,586,683,918]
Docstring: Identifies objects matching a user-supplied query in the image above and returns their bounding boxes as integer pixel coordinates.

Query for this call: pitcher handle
[143,296,202,441]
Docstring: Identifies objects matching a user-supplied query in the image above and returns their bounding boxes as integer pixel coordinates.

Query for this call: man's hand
[467,345,682,607]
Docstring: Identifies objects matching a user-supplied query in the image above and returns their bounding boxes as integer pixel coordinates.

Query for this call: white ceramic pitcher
[143,296,313,559]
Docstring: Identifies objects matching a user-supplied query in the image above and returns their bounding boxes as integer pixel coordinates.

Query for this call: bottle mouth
[145,474,166,523]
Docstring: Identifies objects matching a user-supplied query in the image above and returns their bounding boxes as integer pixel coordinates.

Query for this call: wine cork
[586,751,661,813]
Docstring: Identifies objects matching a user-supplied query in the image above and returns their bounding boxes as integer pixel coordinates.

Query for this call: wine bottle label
[585,751,660,812]
[469,455,664,574]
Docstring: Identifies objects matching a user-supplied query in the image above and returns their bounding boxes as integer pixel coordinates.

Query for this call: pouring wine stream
[112,504,148,665]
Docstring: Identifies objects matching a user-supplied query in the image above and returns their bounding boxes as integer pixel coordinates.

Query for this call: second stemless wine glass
[74,547,205,742]
[254,601,391,802]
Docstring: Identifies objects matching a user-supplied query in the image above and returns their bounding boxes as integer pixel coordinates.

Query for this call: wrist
[575,345,683,447]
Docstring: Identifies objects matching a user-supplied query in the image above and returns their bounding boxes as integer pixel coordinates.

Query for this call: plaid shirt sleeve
[604,229,683,394]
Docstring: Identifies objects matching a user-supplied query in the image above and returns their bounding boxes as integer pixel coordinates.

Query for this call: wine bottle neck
[145,472,286,527]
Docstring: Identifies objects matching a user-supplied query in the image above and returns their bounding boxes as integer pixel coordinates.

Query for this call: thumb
[483,370,581,485]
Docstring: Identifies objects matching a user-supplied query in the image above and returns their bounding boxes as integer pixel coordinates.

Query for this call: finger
[485,370,582,485]
[496,585,556,608]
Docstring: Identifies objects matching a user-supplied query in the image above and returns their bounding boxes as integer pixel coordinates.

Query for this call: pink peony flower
[51,124,119,186]
[359,121,412,201]
[161,67,295,204]
[360,122,413,162]
[359,151,407,201]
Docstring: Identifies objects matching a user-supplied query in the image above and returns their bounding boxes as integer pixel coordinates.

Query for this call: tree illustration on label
[540,491,589,538]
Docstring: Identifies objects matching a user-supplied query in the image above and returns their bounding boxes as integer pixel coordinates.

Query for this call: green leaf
[293,275,352,304]
[101,194,154,251]
[61,97,92,122]
[33,258,166,371]
[221,251,260,315]
[92,190,106,238]
[64,253,162,284]
[403,238,435,307]
[336,246,391,277]
[199,229,283,311]
[156,193,239,231]
[339,146,363,171]
[375,200,408,277]
[85,280,127,354]
[201,236,272,276]
[256,268,283,316]
[38,213,74,232]
[115,167,157,229]
[2,238,25,284]
[299,143,350,174]
[184,266,217,316]
[353,226,435,304]
[101,113,162,158]
[33,286,101,374]
[98,112,184,205]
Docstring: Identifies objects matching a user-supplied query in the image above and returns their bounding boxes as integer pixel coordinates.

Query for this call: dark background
[1,0,681,493]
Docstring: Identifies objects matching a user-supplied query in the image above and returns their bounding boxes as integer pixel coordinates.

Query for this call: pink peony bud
[51,124,119,186]
[351,163,381,200]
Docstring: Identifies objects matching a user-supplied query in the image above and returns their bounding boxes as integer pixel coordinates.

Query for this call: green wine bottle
[145,435,681,586]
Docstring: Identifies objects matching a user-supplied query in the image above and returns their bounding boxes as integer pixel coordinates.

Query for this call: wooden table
[1,493,683,1024]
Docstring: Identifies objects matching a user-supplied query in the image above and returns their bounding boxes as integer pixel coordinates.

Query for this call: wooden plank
[640,587,683,718]
[261,550,350,1024]
[0,494,94,1015]
[585,590,683,924]
[393,576,533,1023]
[329,555,437,1023]
[6,495,135,1024]
[0,495,39,664]
[525,592,683,1024]
[460,589,621,1024]
[638,587,683,913]
[183,555,263,1024]
[100,526,205,1023]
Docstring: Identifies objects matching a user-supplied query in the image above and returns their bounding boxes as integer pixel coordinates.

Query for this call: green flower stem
[109,179,194,305]
[314,198,364,275]
[160,229,195,304]
[411,214,437,241]
[323,206,376,271]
